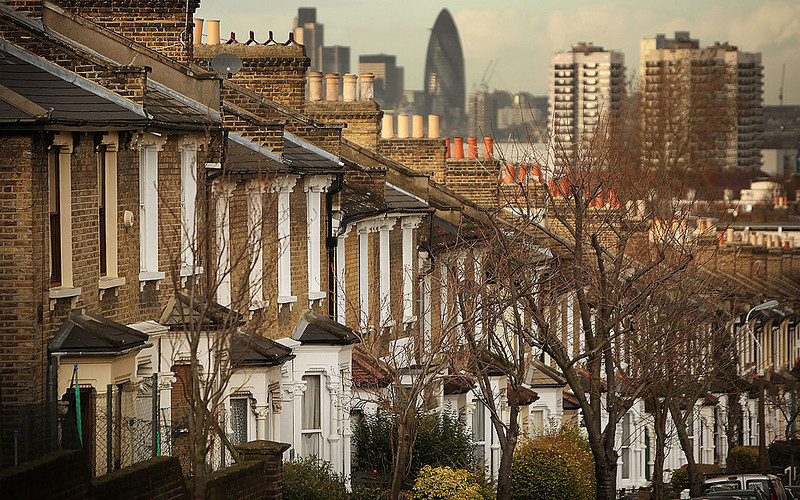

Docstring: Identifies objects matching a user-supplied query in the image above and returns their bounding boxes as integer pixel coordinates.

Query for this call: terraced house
[2,1,800,498]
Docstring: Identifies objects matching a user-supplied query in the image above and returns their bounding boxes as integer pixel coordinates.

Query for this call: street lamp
[746,300,779,471]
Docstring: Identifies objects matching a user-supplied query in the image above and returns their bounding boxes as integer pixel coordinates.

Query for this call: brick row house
[4,0,800,494]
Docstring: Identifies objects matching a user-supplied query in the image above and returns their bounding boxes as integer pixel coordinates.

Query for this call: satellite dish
[211,53,243,76]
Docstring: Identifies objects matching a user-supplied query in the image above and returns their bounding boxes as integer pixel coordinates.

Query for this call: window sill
[139,271,166,291]
[403,315,418,324]
[179,265,204,278]
[278,295,297,312]
[98,276,126,300]
[308,291,326,303]
[180,266,204,287]
[49,286,81,310]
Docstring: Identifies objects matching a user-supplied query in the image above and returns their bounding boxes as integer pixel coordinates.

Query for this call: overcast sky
[195,1,799,105]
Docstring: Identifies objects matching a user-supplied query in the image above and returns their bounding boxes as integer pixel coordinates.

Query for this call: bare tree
[157,132,282,499]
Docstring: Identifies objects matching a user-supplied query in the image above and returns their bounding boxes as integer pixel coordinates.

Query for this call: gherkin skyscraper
[424,9,465,136]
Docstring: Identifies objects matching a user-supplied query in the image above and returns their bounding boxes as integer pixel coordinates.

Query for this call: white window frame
[214,180,235,308]
[379,218,396,328]
[621,412,632,480]
[247,179,267,311]
[97,133,125,298]
[138,134,166,289]
[305,175,332,304]
[180,139,201,280]
[48,132,81,307]
[335,226,351,325]
[357,222,374,330]
[301,374,322,458]
[274,175,299,310]
[419,251,432,348]
[401,216,422,323]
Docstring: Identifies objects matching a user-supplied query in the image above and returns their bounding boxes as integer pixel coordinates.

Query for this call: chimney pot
[342,74,358,102]
[483,137,494,159]
[325,73,340,101]
[397,115,410,138]
[360,73,375,101]
[453,137,464,159]
[207,20,221,45]
[193,18,204,45]
[467,137,478,158]
[308,72,323,101]
[412,115,424,138]
[532,164,542,183]
[726,228,735,243]
[445,138,451,158]
[381,114,394,139]
[428,115,440,138]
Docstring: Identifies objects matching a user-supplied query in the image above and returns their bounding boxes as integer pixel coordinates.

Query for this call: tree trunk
[595,459,618,500]
[727,392,742,454]
[495,405,520,500]
[651,399,668,500]
[390,416,413,500]
[669,401,702,498]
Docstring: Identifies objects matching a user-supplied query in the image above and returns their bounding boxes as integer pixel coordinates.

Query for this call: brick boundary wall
[0,440,290,499]
[0,449,91,500]
[92,456,189,500]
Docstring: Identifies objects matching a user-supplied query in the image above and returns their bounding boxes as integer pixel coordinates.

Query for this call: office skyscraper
[323,46,350,76]
[547,42,625,168]
[294,8,323,73]
[423,9,465,136]
[360,54,404,111]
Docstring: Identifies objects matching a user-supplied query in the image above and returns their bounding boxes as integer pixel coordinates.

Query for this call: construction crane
[779,63,785,106]
[479,59,497,92]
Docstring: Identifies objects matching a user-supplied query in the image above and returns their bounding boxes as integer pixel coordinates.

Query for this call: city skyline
[194,0,799,106]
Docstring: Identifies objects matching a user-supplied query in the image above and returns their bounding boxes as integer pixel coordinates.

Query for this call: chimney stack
[397,115,410,138]
[207,20,221,45]
[325,73,339,101]
[360,73,375,101]
[428,115,440,139]
[381,114,394,139]
[308,72,323,101]
[412,115,424,138]
[193,18,204,45]
[342,74,358,102]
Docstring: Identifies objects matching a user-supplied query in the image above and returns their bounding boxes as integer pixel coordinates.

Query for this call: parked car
[703,474,788,500]
[785,485,800,499]
[692,490,768,500]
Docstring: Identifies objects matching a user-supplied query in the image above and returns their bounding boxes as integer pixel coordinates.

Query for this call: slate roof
[340,181,386,223]
[385,183,429,212]
[292,310,360,345]
[283,132,342,173]
[49,309,151,356]
[226,134,283,175]
[159,292,244,331]
[231,332,295,367]
[145,83,218,129]
[0,43,146,126]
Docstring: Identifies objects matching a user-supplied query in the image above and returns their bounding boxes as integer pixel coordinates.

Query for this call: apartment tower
[641,31,764,171]
[547,43,625,170]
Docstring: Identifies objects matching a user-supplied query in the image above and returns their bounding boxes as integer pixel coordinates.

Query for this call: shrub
[510,424,595,500]
[669,464,721,494]
[727,446,762,472]
[282,457,349,500]
[352,410,478,484]
[350,484,389,500]
[411,465,484,500]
